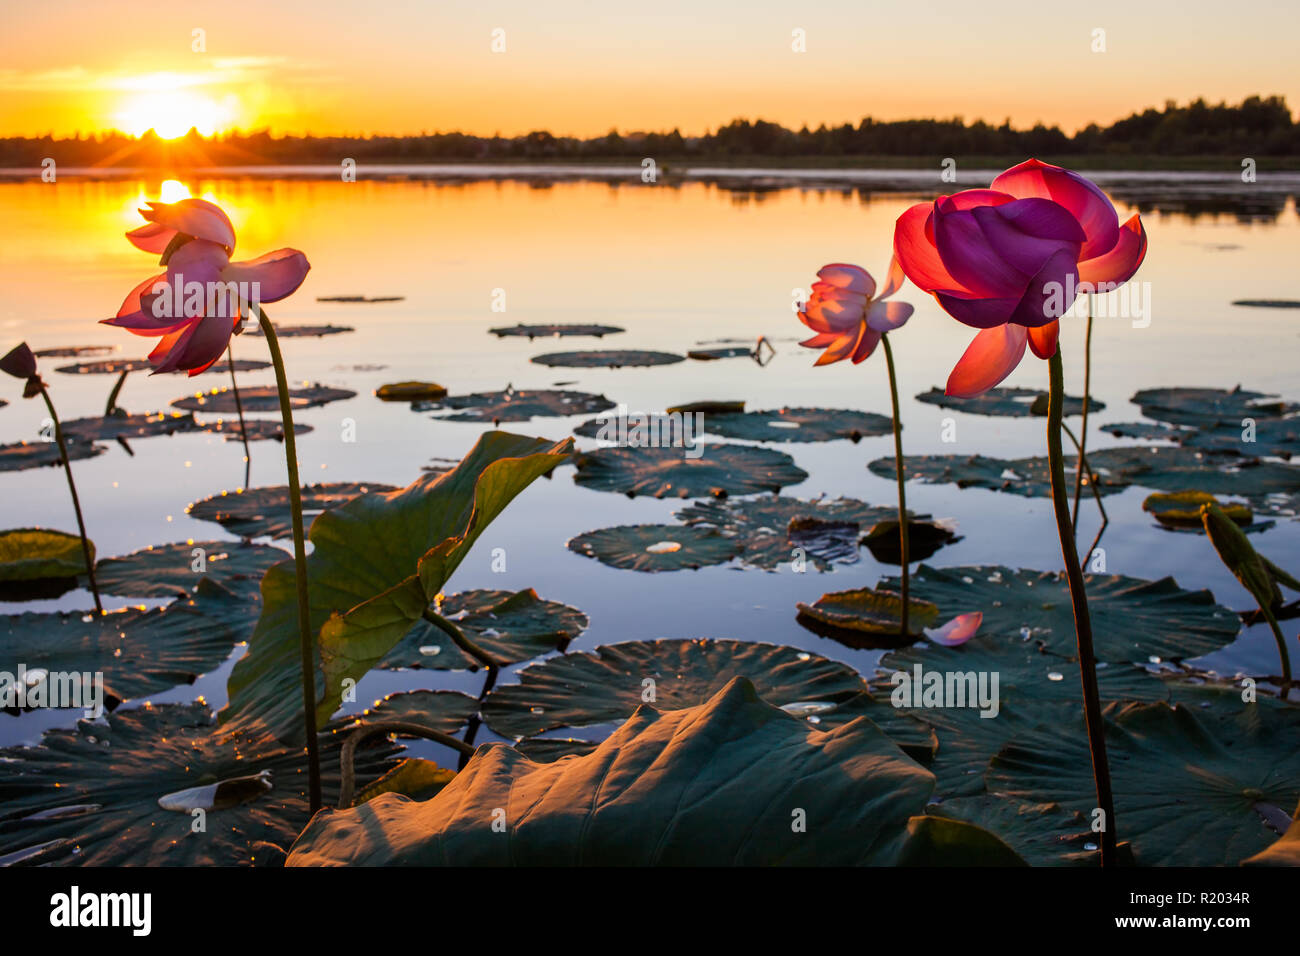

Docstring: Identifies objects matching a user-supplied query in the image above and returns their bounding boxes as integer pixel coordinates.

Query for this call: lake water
[1,166,1297,752]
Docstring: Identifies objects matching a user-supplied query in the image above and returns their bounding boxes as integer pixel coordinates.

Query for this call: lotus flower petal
[139,199,236,254]
[850,327,883,364]
[1027,320,1059,360]
[866,299,913,332]
[945,325,1028,397]
[932,288,1021,329]
[876,255,906,300]
[1007,247,1081,328]
[970,199,1083,276]
[1078,213,1147,289]
[815,263,875,297]
[893,203,967,294]
[924,612,982,647]
[222,249,311,304]
[814,325,866,366]
[799,331,840,349]
[933,201,1028,298]
[125,221,177,254]
[991,159,1119,260]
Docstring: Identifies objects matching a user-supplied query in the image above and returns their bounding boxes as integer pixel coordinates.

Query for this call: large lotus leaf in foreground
[877,564,1240,664]
[287,677,1023,866]
[481,638,867,739]
[0,703,398,866]
[987,701,1300,866]
[221,431,572,742]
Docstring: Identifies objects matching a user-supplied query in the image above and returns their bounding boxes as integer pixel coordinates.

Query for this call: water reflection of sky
[1,172,1297,751]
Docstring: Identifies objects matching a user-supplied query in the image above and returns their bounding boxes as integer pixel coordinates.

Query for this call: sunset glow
[116,88,235,138]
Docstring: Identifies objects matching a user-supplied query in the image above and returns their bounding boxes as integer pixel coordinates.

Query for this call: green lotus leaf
[1132,386,1296,428]
[221,431,571,742]
[870,453,1066,498]
[1232,299,1300,309]
[0,528,93,581]
[188,482,397,541]
[876,564,1240,664]
[481,638,867,739]
[354,759,456,806]
[530,349,684,368]
[357,689,479,736]
[60,411,201,442]
[705,407,893,443]
[425,388,615,423]
[34,345,115,358]
[1102,421,1188,441]
[512,737,600,762]
[287,676,981,866]
[880,813,1028,866]
[197,418,314,443]
[811,691,938,765]
[94,540,284,603]
[0,703,398,866]
[925,795,1096,866]
[861,518,960,564]
[0,582,245,709]
[53,358,153,375]
[916,386,1100,418]
[986,701,1300,866]
[172,384,355,414]
[1181,418,1300,459]
[686,346,754,360]
[380,588,588,670]
[567,523,741,572]
[796,588,940,638]
[375,381,447,402]
[574,443,807,498]
[1143,490,1251,528]
[489,323,623,338]
[677,495,912,571]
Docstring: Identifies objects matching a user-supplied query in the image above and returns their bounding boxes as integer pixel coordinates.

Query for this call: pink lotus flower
[104,198,311,375]
[797,258,914,365]
[892,159,1146,396]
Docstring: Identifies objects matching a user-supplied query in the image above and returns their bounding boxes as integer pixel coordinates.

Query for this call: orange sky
[1,0,1296,139]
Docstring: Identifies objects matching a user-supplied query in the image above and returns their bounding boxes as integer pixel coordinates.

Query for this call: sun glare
[117,90,232,139]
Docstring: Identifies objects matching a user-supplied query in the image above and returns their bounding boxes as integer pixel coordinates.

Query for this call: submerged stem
[1071,297,1094,532]
[258,308,322,813]
[1046,346,1117,867]
[225,343,252,489]
[423,608,503,692]
[39,386,102,615]
[881,333,910,637]
[1061,421,1109,564]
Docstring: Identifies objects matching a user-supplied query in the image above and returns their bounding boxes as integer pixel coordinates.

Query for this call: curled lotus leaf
[530,349,685,368]
[380,588,588,671]
[171,384,356,414]
[188,482,397,541]
[705,407,893,443]
[481,638,867,739]
[0,703,398,866]
[1142,491,1252,529]
[574,443,807,499]
[566,524,741,573]
[796,588,940,639]
[0,528,94,581]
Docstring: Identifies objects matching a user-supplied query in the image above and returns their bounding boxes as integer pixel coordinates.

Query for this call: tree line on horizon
[1,95,1294,166]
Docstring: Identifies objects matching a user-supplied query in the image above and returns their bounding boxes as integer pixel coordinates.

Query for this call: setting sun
[117,89,233,138]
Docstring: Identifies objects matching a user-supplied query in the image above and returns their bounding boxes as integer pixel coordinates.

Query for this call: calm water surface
[1,168,1297,751]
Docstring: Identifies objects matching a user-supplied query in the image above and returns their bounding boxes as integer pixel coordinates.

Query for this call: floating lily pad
[987,701,1300,866]
[54,358,153,375]
[60,411,201,442]
[317,295,403,303]
[0,440,105,473]
[862,519,961,564]
[94,541,285,602]
[916,386,1100,418]
[379,589,588,671]
[481,639,866,739]
[187,482,396,540]
[1232,299,1300,309]
[0,528,93,581]
[574,443,807,499]
[707,407,893,443]
[677,495,908,571]
[376,381,447,402]
[1102,421,1189,441]
[687,346,754,360]
[0,583,247,709]
[358,689,480,736]
[877,564,1240,664]
[573,412,702,446]
[530,349,685,368]
[197,418,314,442]
[289,677,996,866]
[870,453,1061,498]
[1143,491,1252,528]
[34,346,115,358]
[490,323,623,339]
[666,400,746,415]
[567,524,741,572]
[204,359,273,374]
[426,388,615,423]
[171,384,355,414]
[0,703,398,866]
[1132,386,1297,428]
[246,323,353,337]
[925,795,1096,866]
[796,588,940,640]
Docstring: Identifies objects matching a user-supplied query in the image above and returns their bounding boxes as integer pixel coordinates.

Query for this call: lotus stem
[881,332,910,637]
[225,343,252,489]
[103,368,129,417]
[258,307,322,813]
[1047,346,1117,865]
[38,385,102,615]
[1071,295,1094,532]
[422,608,504,691]
[1259,605,1293,696]
[1061,421,1109,562]
[338,720,476,808]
